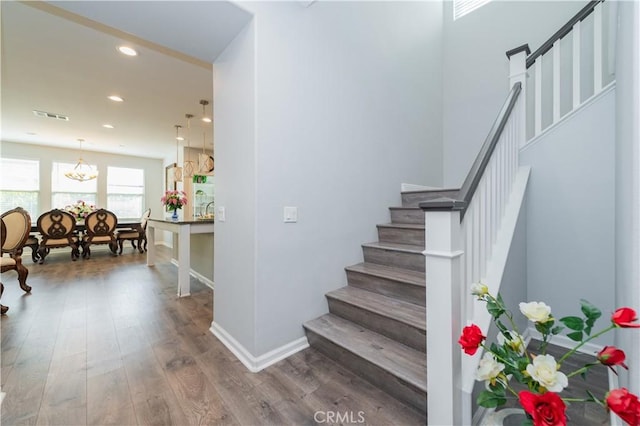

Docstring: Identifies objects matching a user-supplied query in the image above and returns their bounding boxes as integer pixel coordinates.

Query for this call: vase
[171,209,178,221]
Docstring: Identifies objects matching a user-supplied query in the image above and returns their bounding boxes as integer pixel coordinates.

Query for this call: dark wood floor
[1,245,426,425]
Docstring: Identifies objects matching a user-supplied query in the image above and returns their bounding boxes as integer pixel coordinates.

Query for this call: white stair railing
[419,1,616,423]
[420,49,528,426]
[527,0,615,140]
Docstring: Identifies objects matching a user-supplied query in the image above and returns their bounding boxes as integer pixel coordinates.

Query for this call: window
[0,158,39,216]
[107,167,144,219]
[51,162,97,209]
[453,0,492,20]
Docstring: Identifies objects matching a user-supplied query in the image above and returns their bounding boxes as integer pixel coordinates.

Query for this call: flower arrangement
[459,283,640,426]
[161,190,188,211]
[64,200,96,220]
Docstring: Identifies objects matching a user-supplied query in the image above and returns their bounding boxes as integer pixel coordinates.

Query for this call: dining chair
[36,209,81,263]
[1,207,32,314]
[116,208,151,254]
[81,209,118,258]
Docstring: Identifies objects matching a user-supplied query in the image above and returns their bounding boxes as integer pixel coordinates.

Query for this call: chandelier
[183,114,195,178]
[198,99,214,173]
[65,139,98,181]
[171,125,183,182]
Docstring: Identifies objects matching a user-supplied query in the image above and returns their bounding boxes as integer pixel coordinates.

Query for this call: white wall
[520,88,616,345]
[213,20,257,353]
[214,1,444,357]
[1,140,163,219]
[614,0,640,394]
[442,1,585,187]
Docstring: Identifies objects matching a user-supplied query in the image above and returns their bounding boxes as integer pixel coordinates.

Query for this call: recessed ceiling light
[103,124,114,129]
[26,132,37,135]
[202,117,212,123]
[118,46,138,56]
[176,136,184,141]
[108,95,124,102]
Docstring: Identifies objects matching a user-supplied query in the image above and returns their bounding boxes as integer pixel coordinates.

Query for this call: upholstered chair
[81,209,118,258]
[36,209,80,263]
[116,208,150,254]
[1,207,32,314]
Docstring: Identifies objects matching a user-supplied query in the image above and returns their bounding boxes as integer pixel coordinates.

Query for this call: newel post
[507,44,530,147]
[420,201,467,425]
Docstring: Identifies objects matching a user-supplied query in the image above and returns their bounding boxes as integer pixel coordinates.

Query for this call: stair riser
[390,209,424,225]
[362,247,425,272]
[401,189,459,207]
[327,298,426,352]
[304,329,427,412]
[377,227,425,246]
[346,270,425,307]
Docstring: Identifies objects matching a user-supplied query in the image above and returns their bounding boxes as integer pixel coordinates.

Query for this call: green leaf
[581,299,602,321]
[495,320,509,335]
[559,316,584,331]
[551,325,564,335]
[477,390,507,408]
[567,331,583,342]
[487,299,505,318]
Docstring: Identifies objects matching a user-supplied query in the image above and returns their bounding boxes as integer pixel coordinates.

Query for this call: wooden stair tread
[376,223,425,230]
[327,286,425,330]
[304,314,427,391]
[362,241,424,254]
[345,262,425,286]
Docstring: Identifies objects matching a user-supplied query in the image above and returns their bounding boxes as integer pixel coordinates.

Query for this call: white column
[424,210,466,426]
[178,223,191,297]
[147,223,156,266]
[509,49,528,147]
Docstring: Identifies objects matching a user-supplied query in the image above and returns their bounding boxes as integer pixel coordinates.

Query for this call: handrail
[525,0,604,69]
[419,82,521,220]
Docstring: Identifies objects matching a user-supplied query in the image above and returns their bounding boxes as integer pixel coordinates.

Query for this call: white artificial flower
[470,282,489,297]
[519,301,552,323]
[475,352,505,383]
[497,331,526,355]
[525,354,568,392]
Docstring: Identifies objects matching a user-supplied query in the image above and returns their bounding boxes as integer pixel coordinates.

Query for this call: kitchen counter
[146,218,214,296]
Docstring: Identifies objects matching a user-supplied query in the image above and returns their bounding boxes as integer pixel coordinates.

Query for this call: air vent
[32,110,69,121]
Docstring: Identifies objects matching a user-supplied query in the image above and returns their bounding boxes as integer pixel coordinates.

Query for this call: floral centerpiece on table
[64,200,96,220]
[161,190,188,212]
[459,283,640,426]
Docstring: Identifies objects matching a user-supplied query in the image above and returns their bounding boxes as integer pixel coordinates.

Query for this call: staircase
[303,188,457,413]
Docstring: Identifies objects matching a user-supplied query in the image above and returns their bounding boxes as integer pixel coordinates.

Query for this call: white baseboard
[527,326,602,355]
[210,321,309,373]
[169,259,214,289]
[155,241,172,248]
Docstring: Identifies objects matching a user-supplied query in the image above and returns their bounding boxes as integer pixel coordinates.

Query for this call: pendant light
[171,125,183,182]
[65,139,98,181]
[183,114,195,178]
[198,99,214,173]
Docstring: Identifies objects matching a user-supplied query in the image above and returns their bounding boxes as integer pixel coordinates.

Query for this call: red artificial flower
[519,391,567,426]
[611,308,640,328]
[597,346,629,373]
[458,324,485,355]
[606,388,640,426]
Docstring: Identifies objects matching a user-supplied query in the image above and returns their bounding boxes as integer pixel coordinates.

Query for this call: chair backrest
[84,209,117,237]
[140,208,151,230]
[37,209,76,239]
[1,207,32,254]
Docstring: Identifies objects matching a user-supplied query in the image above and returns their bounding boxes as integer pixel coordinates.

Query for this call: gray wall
[442,1,587,187]
[214,1,444,356]
[213,20,257,352]
[520,89,616,345]
[614,0,640,393]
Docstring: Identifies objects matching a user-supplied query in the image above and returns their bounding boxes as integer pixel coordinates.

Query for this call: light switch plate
[284,206,297,223]
[217,206,226,222]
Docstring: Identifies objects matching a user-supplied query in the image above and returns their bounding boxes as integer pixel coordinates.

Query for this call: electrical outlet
[217,206,226,222]
[284,206,297,223]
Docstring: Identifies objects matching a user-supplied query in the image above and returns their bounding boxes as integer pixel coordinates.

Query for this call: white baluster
[573,21,582,109]
[553,40,561,123]
[535,57,542,136]
[594,2,603,92]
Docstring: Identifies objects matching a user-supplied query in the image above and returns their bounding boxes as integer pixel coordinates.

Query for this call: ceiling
[1,1,252,160]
